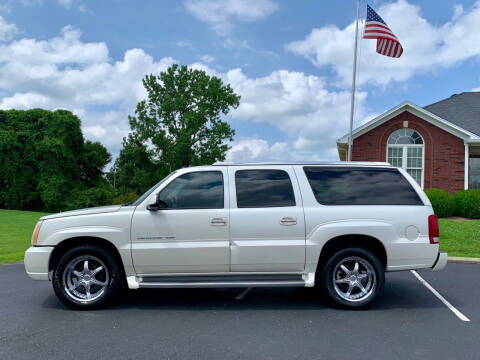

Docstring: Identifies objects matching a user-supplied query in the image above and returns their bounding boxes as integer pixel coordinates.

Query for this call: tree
[108,133,160,195]
[0,109,114,212]
[114,64,240,194]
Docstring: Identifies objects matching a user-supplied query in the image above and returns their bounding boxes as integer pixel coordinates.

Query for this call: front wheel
[321,248,384,309]
[52,245,123,309]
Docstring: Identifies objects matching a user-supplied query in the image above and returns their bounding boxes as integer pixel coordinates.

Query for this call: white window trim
[386,141,425,189]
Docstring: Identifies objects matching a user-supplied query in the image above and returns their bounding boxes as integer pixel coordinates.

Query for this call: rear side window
[158,171,223,209]
[235,170,296,208]
[303,167,423,205]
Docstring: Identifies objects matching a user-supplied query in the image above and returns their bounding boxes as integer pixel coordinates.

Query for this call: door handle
[280,216,297,226]
[210,217,227,226]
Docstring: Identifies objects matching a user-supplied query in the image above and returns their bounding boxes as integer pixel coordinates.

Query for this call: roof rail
[212,161,391,166]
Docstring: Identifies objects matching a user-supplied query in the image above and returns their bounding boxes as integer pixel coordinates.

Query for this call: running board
[127,273,315,289]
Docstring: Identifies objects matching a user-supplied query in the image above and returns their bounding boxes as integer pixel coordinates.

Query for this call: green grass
[0,210,479,265]
[439,219,480,258]
[0,209,50,264]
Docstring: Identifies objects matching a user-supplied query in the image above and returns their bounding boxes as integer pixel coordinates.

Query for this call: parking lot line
[410,270,470,322]
[235,287,253,300]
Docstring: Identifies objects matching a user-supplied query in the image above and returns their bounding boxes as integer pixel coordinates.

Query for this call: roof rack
[212,161,391,166]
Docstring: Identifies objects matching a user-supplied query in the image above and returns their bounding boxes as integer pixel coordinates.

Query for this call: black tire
[52,245,123,309]
[320,247,384,309]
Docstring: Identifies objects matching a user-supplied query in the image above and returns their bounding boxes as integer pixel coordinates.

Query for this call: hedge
[454,190,480,219]
[425,188,456,218]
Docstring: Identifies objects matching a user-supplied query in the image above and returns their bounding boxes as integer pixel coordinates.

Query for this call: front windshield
[126,171,177,206]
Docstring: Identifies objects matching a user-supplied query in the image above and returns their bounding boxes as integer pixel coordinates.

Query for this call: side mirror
[147,194,167,211]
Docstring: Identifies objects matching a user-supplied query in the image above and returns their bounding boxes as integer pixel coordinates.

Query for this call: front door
[131,169,229,274]
[228,166,306,272]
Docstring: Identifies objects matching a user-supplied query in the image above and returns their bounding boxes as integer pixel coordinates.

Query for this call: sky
[1,0,480,164]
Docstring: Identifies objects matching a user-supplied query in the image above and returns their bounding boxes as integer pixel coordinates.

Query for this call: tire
[320,247,384,309]
[52,245,123,309]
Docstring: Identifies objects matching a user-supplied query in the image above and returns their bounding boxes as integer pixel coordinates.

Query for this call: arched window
[387,129,424,187]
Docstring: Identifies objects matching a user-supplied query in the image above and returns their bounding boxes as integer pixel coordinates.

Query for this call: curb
[448,257,480,264]
[0,261,23,266]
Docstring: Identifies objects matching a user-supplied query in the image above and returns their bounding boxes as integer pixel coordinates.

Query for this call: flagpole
[347,0,361,162]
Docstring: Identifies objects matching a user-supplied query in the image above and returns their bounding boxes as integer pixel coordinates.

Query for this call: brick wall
[352,111,465,193]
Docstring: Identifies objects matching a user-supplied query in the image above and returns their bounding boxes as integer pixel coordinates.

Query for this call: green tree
[108,133,160,195]
[0,109,114,212]
[114,64,240,194]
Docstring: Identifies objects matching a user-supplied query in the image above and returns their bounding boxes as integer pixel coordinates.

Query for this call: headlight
[32,221,43,245]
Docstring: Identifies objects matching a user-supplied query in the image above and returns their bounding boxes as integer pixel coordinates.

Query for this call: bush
[425,188,456,218]
[114,192,139,205]
[67,183,115,210]
[454,190,480,219]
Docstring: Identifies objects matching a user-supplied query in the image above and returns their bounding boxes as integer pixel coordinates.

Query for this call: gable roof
[424,92,480,136]
[337,98,480,144]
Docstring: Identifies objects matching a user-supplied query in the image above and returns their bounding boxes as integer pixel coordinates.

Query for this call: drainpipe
[464,143,469,190]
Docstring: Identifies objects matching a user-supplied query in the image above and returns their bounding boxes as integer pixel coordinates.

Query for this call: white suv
[24,162,447,309]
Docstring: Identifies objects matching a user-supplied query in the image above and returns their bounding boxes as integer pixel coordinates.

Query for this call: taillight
[428,215,439,244]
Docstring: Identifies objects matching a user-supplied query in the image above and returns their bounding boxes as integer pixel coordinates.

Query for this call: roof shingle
[424,92,480,136]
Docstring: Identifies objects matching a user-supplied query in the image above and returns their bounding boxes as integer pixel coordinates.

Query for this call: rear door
[228,166,306,272]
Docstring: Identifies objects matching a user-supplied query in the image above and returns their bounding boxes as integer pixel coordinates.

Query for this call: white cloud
[223,68,366,158]
[58,0,73,8]
[0,24,361,162]
[226,138,289,162]
[176,40,194,49]
[200,54,215,63]
[0,26,175,157]
[184,0,278,34]
[0,16,18,41]
[453,4,464,20]
[287,0,480,87]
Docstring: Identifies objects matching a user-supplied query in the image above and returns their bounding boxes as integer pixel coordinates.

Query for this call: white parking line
[411,270,470,322]
[235,287,252,300]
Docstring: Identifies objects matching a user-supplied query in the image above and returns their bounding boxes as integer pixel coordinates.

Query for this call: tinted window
[158,171,223,209]
[303,167,423,205]
[235,170,296,208]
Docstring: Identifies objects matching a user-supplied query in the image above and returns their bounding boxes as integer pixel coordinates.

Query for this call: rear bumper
[431,251,448,271]
[24,246,54,280]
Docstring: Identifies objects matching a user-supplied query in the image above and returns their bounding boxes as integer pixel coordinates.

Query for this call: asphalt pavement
[0,263,479,360]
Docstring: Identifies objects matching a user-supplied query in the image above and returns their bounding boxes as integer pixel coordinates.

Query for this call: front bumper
[24,246,54,280]
[431,251,448,271]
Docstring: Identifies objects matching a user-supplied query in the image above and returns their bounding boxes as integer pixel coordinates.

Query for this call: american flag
[363,4,403,58]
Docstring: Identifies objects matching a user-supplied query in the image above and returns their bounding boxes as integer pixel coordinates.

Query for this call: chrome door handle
[280,217,297,226]
[210,217,227,226]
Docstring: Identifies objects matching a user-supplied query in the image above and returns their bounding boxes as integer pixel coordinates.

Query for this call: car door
[228,166,306,272]
[131,168,230,274]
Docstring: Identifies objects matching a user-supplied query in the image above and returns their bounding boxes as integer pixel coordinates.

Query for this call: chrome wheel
[332,256,376,303]
[63,255,109,304]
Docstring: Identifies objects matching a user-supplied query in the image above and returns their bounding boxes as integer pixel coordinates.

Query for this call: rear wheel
[52,245,122,309]
[321,248,384,308]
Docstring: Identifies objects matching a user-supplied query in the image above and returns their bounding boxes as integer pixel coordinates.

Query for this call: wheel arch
[316,234,387,274]
[48,236,125,276]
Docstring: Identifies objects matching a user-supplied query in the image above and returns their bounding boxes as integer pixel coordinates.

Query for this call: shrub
[67,183,115,210]
[454,190,480,219]
[114,192,139,205]
[425,188,456,218]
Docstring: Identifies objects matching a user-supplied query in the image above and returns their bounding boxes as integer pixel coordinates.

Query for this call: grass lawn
[0,209,49,264]
[0,209,479,265]
[439,219,480,258]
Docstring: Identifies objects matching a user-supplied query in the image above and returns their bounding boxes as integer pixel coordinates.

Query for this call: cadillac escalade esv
[24,162,447,309]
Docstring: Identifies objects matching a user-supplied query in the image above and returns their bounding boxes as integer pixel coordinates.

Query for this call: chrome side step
[127,273,315,289]
[138,281,306,288]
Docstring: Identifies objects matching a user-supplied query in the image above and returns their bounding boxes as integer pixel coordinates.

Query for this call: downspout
[464,143,469,190]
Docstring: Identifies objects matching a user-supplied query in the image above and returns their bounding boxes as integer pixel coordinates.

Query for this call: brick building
[337,92,480,192]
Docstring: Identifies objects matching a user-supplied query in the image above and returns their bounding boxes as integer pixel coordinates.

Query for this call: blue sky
[1,0,480,163]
